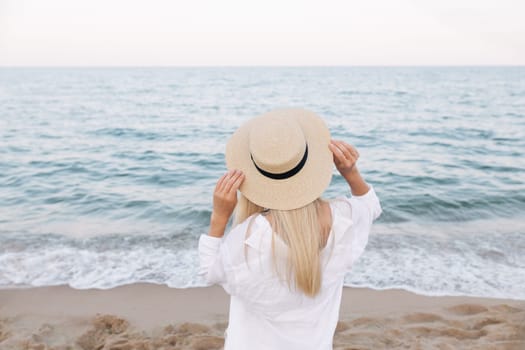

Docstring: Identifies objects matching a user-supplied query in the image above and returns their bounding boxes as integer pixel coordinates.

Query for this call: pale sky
[0,0,524,66]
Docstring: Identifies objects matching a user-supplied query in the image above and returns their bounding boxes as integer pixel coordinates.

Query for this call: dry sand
[0,283,523,349]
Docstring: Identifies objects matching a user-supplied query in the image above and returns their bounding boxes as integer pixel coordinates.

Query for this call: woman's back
[199,187,382,349]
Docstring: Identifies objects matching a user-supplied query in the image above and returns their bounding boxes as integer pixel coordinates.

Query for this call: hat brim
[225,108,333,210]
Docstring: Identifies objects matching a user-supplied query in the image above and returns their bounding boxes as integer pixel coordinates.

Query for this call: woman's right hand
[328,139,370,196]
[328,139,360,176]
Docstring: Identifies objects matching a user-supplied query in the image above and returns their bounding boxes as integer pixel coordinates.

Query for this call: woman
[199,108,382,350]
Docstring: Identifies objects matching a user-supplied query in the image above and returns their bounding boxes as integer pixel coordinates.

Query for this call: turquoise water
[1,67,524,299]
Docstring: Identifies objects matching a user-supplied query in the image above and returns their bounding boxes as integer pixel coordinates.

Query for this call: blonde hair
[234,194,331,297]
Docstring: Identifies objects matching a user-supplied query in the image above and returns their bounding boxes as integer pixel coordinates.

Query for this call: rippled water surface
[1,67,524,298]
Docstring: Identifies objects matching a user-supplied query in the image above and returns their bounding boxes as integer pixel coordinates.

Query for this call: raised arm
[198,169,244,291]
[328,139,369,196]
[329,139,381,268]
[208,169,245,238]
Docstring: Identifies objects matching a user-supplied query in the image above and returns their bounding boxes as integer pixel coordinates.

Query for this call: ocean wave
[89,127,165,141]
[0,225,523,300]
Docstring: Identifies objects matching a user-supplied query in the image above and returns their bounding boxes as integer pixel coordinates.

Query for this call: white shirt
[198,186,382,350]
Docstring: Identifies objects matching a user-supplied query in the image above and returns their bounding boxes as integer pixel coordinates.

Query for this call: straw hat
[225,108,333,210]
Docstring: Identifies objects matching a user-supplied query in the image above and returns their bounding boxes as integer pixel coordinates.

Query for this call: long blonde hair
[234,194,331,297]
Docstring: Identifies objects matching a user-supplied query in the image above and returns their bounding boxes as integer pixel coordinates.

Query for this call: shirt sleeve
[347,186,382,265]
[198,234,236,295]
[333,185,382,269]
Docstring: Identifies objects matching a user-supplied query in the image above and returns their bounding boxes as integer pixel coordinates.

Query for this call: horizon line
[1,64,524,68]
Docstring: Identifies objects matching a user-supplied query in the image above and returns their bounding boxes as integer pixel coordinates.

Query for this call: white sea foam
[1,229,523,300]
[0,245,202,290]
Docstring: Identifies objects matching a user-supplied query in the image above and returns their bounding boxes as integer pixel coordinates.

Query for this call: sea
[1,67,524,300]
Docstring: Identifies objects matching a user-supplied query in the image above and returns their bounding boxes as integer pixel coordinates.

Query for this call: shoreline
[1,283,524,349]
[4,282,524,301]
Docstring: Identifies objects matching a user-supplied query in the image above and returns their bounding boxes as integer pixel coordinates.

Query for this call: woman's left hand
[209,170,245,237]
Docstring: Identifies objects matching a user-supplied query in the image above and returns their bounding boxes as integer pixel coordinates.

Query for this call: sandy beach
[0,284,523,349]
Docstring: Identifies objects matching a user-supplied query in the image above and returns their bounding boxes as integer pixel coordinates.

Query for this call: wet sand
[1,284,524,349]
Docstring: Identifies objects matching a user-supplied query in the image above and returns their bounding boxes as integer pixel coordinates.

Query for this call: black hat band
[250,144,308,180]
